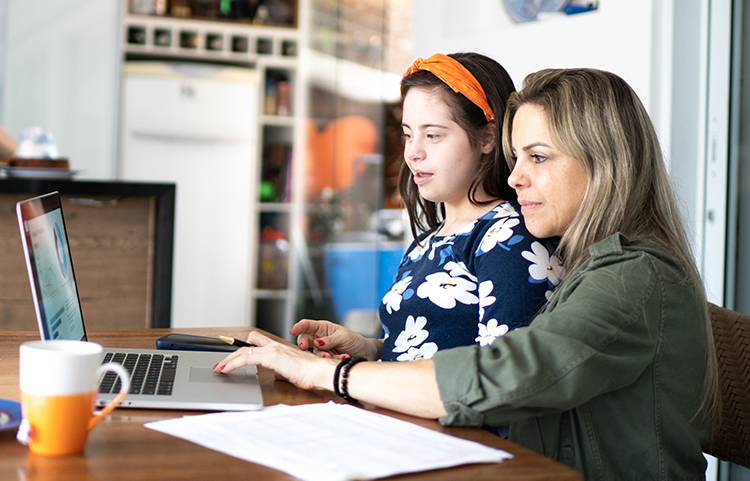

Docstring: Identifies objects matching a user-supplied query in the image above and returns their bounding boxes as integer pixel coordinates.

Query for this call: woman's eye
[401,133,411,143]
[426,133,439,140]
[532,154,547,163]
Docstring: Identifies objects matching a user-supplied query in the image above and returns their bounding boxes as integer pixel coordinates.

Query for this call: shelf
[261,115,296,127]
[128,0,299,29]
[259,202,293,213]
[122,8,303,336]
[124,15,299,64]
[253,289,293,300]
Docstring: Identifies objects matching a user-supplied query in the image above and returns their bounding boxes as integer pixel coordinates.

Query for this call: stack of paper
[145,401,512,481]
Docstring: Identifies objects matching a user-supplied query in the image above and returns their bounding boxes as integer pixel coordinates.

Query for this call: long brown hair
[398,52,516,241]
[502,67,718,421]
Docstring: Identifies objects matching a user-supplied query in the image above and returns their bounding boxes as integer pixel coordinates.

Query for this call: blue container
[323,242,404,322]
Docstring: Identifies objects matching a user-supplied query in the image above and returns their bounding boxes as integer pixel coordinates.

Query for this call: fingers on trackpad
[189,367,248,383]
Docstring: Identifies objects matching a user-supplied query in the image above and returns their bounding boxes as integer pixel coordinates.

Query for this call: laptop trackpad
[189,367,248,383]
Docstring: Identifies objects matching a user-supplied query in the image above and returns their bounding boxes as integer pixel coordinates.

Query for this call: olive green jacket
[433,233,711,480]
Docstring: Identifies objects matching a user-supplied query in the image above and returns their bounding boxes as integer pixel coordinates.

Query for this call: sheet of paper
[145,401,512,481]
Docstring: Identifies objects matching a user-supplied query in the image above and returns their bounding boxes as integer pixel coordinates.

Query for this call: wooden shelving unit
[122,4,306,337]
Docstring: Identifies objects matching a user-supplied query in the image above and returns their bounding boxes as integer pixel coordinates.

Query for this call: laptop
[16,191,263,411]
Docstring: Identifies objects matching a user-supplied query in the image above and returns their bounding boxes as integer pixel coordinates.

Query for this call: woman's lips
[413,171,433,186]
[518,199,542,213]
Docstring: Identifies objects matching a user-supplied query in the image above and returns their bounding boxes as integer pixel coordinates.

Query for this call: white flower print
[396,342,438,361]
[475,319,509,346]
[492,202,520,219]
[477,280,496,322]
[522,241,564,286]
[444,261,477,282]
[393,315,429,353]
[417,271,478,309]
[478,217,521,255]
[427,236,453,261]
[382,275,413,314]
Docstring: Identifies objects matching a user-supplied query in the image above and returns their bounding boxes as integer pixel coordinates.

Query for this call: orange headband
[404,53,495,122]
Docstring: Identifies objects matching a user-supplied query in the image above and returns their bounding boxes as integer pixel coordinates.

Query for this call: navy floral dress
[378,201,561,362]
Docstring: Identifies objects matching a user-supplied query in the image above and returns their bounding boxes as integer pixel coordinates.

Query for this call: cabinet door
[3,0,123,179]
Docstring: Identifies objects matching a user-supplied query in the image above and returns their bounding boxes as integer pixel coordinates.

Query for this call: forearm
[221,331,447,419]
[249,346,444,417]
[328,359,447,419]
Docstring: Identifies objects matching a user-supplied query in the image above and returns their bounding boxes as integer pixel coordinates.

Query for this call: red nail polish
[321,353,328,358]
[341,354,349,360]
[219,365,226,370]
[315,339,325,347]
[213,363,218,369]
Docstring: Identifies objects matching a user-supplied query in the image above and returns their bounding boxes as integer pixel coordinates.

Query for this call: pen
[218,335,255,348]
[220,335,329,355]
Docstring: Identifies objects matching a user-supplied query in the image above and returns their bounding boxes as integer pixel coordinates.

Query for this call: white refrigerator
[118,61,258,328]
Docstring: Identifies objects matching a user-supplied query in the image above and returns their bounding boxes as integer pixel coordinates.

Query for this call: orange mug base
[21,391,96,456]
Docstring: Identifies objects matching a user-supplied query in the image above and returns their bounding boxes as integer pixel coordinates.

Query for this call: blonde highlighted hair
[502,68,718,422]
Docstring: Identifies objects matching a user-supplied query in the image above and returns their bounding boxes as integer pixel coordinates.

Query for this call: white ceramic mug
[18,340,130,456]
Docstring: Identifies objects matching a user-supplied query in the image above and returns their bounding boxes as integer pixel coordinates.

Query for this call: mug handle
[88,362,130,430]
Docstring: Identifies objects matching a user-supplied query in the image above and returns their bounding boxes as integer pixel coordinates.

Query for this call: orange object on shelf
[305,116,378,194]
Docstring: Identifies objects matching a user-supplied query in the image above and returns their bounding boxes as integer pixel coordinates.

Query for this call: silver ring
[247,346,254,355]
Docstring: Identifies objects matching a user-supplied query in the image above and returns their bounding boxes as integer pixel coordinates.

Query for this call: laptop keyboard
[99,352,179,396]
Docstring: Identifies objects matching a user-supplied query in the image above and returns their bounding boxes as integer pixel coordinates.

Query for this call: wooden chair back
[703,303,750,469]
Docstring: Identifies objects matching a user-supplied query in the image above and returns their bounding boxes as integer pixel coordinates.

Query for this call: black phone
[155,333,238,352]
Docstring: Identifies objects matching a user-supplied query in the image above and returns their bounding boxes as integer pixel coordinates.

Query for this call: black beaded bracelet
[332,359,348,398]
[333,357,366,404]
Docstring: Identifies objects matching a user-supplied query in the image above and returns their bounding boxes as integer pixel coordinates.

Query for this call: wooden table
[0,328,581,481]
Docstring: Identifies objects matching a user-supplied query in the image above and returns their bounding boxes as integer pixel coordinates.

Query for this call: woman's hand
[213,331,337,391]
[213,330,447,419]
[291,319,383,361]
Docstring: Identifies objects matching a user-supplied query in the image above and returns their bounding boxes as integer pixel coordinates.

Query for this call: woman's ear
[481,122,497,154]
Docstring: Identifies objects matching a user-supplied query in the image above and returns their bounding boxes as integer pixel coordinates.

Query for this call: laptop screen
[17,192,86,341]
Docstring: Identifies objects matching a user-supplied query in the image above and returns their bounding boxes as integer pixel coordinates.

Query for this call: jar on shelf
[258,227,289,289]
[170,0,191,17]
[263,77,292,116]
[130,0,157,14]
[191,0,220,18]
[276,80,290,116]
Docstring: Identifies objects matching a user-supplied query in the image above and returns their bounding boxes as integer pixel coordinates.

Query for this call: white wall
[411,0,710,284]
[2,0,123,180]
[412,0,657,123]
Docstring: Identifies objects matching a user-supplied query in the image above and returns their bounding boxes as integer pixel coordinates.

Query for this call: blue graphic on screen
[26,209,84,340]
[54,222,68,278]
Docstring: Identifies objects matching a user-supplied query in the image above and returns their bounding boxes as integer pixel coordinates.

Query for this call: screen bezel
[16,191,87,341]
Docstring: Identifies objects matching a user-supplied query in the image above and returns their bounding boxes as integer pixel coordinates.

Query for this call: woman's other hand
[212,331,337,391]
[291,319,383,360]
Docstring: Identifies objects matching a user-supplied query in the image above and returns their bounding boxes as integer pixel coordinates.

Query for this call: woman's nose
[404,138,424,162]
[508,161,526,190]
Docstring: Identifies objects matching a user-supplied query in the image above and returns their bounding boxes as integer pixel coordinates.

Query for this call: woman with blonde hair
[216,68,717,479]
